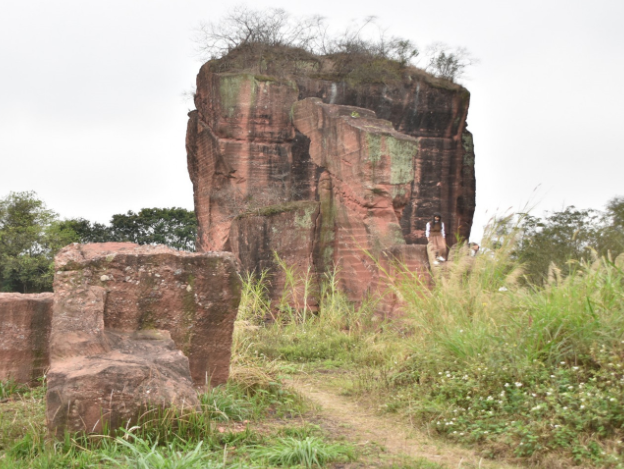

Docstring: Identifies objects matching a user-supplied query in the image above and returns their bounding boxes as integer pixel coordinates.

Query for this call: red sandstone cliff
[186,51,475,309]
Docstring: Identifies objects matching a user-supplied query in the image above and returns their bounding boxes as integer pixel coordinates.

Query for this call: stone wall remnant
[0,293,53,384]
[46,243,241,435]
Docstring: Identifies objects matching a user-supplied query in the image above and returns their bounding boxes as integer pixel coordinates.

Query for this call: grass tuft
[248,436,354,468]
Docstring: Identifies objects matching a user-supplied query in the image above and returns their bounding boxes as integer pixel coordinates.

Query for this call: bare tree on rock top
[424,42,479,82]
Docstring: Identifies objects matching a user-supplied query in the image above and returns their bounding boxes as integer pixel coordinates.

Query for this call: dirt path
[287,374,521,469]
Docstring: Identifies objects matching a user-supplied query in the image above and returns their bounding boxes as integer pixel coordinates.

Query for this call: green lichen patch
[253,74,298,91]
[365,133,382,166]
[236,201,318,219]
[218,74,256,118]
[388,136,416,185]
[294,205,316,229]
[365,133,416,186]
[462,132,475,166]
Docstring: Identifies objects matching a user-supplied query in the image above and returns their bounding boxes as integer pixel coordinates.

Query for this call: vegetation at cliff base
[232,207,624,467]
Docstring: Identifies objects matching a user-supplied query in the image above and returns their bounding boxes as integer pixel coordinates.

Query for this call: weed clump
[248,436,354,468]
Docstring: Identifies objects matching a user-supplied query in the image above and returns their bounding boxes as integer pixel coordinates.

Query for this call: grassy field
[1,227,624,468]
[237,229,624,468]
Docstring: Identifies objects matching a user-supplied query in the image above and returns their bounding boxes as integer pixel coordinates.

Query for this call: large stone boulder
[0,293,53,384]
[46,243,241,435]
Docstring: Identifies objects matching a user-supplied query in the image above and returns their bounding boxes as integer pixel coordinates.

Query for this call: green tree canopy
[0,191,73,292]
[514,198,624,285]
[0,191,198,292]
[109,208,197,251]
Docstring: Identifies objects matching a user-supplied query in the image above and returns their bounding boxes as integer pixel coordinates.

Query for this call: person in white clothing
[426,212,447,265]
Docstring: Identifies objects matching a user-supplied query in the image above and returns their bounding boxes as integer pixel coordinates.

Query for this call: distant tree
[0,191,65,292]
[59,209,198,251]
[598,197,624,256]
[55,218,113,244]
[109,208,197,251]
[0,191,199,292]
[513,199,624,285]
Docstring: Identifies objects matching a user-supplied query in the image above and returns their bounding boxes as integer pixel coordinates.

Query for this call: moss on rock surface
[236,201,318,220]
[218,74,256,118]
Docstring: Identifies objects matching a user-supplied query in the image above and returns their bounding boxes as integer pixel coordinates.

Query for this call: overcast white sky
[1,0,623,242]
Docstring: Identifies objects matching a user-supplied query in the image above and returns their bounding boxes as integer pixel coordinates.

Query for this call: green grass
[233,220,624,467]
[0,378,29,399]
[247,436,354,468]
[103,434,208,469]
[0,369,314,468]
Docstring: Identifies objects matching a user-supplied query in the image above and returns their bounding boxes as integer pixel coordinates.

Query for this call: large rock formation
[0,293,53,384]
[187,52,474,308]
[46,243,241,435]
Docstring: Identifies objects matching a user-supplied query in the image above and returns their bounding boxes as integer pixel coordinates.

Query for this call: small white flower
[504,383,510,387]
[515,382,523,387]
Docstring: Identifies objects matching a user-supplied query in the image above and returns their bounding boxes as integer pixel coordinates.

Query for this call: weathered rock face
[187,58,474,309]
[295,77,476,243]
[0,293,53,384]
[229,201,320,311]
[187,73,300,252]
[46,243,241,435]
[292,98,420,301]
